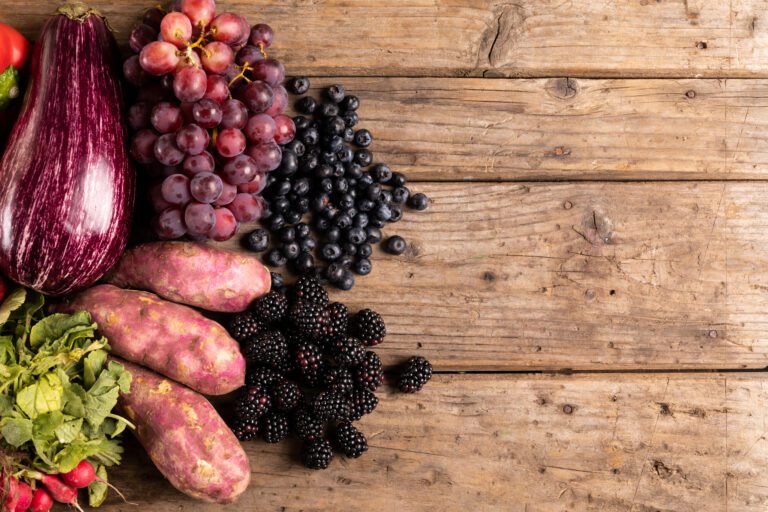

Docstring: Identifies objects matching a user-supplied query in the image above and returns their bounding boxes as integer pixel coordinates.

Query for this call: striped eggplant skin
[0,6,135,296]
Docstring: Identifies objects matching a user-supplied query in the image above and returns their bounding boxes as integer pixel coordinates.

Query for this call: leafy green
[88,465,109,507]
[0,288,132,506]
[0,65,20,111]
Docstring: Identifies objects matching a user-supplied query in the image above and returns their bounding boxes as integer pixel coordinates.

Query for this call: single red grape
[209,207,238,241]
[181,0,216,28]
[228,193,265,222]
[123,55,151,86]
[210,13,248,45]
[129,24,158,54]
[249,23,274,48]
[174,66,208,102]
[143,7,165,30]
[151,102,184,134]
[176,124,210,155]
[264,85,287,117]
[138,82,170,103]
[160,11,193,48]
[235,45,264,68]
[128,102,152,131]
[273,115,296,145]
[190,172,224,203]
[221,154,259,185]
[214,180,238,206]
[216,128,247,157]
[161,173,192,205]
[237,80,273,113]
[174,49,202,73]
[251,59,284,87]
[184,201,217,236]
[203,75,229,103]
[246,141,282,172]
[244,113,276,143]
[130,129,159,164]
[201,42,235,74]
[220,99,248,129]
[154,208,187,239]
[238,171,268,194]
[139,41,180,76]
[154,133,186,166]
[192,98,223,128]
[183,151,215,175]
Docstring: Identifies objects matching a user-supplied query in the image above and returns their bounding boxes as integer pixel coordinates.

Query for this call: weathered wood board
[106,373,768,512]
[8,0,768,78]
[219,181,768,371]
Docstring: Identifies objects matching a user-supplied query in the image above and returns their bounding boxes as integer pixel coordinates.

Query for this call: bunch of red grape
[123,0,295,242]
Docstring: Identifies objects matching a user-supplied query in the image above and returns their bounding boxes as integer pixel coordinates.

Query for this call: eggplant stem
[56,2,103,21]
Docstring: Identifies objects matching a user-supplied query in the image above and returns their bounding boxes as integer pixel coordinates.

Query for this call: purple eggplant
[0,4,134,296]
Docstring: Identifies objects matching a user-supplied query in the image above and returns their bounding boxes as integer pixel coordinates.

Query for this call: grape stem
[258,42,268,60]
[186,22,209,50]
[228,63,253,88]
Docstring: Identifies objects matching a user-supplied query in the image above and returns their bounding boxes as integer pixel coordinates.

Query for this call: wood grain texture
[305,77,768,181]
[104,373,768,512]
[219,182,768,371]
[5,0,768,78]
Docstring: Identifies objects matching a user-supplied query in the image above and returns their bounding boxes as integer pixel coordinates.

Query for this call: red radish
[60,461,95,489]
[39,475,76,504]
[2,476,19,512]
[27,489,52,512]
[13,482,32,512]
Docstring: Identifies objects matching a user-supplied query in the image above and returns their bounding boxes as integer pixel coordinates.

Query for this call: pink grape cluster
[123,0,295,241]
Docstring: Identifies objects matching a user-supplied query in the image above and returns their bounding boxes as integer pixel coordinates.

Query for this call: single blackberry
[291,275,329,305]
[313,391,352,421]
[334,422,368,458]
[294,342,326,387]
[302,439,334,469]
[349,388,379,421]
[290,300,330,340]
[324,302,349,342]
[272,379,303,411]
[322,367,354,393]
[229,311,268,342]
[330,337,366,367]
[350,309,386,346]
[235,386,272,420]
[272,356,297,377]
[230,416,259,441]
[243,330,289,367]
[252,291,288,324]
[293,407,325,442]
[246,366,281,388]
[398,356,433,393]
[260,411,290,443]
[354,351,384,392]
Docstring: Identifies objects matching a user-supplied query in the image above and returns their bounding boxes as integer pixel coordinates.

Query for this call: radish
[27,489,52,512]
[12,482,31,512]
[39,475,76,505]
[2,476,19,512]
[60,461,95,489]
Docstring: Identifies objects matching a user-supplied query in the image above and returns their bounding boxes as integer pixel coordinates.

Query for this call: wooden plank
[104,373,768,511]
[218,182,768,371]
[4,0,768,78]
[303,77,768,181]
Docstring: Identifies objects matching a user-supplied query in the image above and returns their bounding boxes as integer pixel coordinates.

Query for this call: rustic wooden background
[6,0,768,510]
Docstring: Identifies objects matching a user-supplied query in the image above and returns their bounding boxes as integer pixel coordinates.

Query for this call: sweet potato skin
[107,241,270,312]
[115,358,251,504]
[59,284,245,395]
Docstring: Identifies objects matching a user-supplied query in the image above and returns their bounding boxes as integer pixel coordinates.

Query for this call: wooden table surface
[5,1,768,510]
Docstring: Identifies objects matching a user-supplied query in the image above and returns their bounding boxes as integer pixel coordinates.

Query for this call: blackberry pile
[242,80,430,290]
[228,276,431,469]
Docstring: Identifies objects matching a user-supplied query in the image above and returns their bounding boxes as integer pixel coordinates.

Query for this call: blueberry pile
[243,80,430,290]
[228,276,432,469]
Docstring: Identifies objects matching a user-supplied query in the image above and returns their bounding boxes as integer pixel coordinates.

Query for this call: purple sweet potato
[58,284,244,395]
[107,241,270,312]
[115,359,250,504]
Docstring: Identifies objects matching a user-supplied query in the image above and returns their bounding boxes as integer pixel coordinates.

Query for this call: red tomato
[0,22,29,71]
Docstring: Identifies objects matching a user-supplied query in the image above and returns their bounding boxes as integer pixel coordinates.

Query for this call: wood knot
[562,404,574,414]
[685,90,696,99]
[658,402,673,416]
[563,200,573,209]
[708,329,718,338]
[545,77,579,100]
[483,271,497,283]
